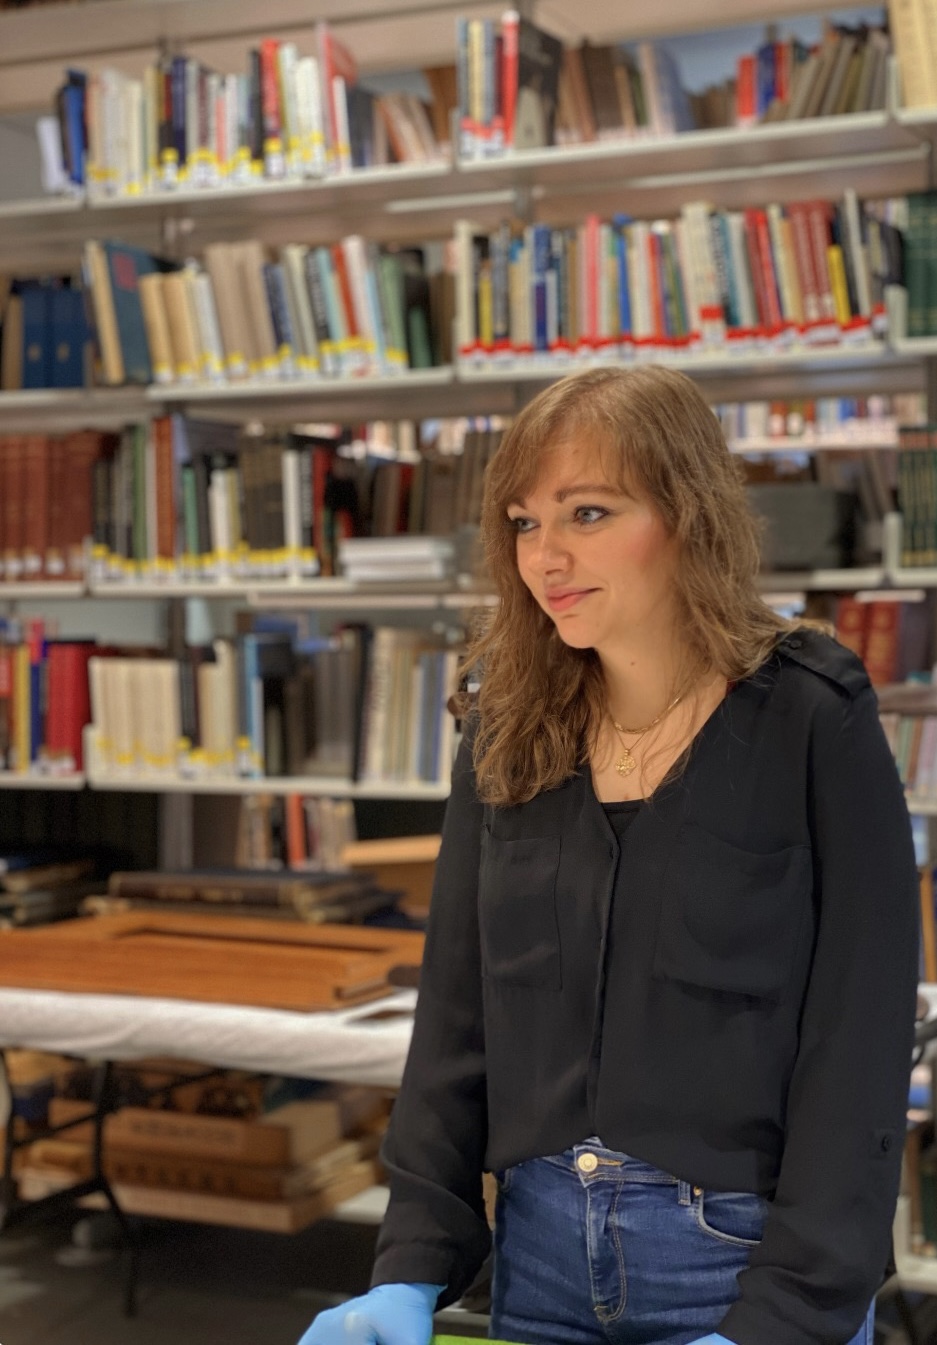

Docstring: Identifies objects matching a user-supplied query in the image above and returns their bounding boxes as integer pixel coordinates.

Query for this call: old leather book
[0,912,424,1010]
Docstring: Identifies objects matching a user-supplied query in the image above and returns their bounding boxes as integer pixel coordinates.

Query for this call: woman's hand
[297,1283,443,1345]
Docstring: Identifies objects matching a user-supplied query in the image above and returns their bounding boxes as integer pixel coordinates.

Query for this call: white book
[281,448,303,555]
[766,203,798,328]
[208,468,232,561]
[435,649,460,783]
[127,77,144,195]
[87,657,112,772]
[197,662,221,765]
[342,236,378,372]
[108,660,136,771]
[223,74,240,177]
[185,57,199,172]
[332,74,353,175]
[281,245,320,374]
[628,220,653,345]
[842,187,872,319]
[358,627,398,782]
[598,222,613,341]
[189,266,226,382]
[204,71,221,184]
[297,56,327,177]
[673,219,698,342]
[277,42,301,173]
[143,64,160,187]
[35,116,69,195]
[454,219,485,356]
[726,211,758,331]
[212,638,239,771]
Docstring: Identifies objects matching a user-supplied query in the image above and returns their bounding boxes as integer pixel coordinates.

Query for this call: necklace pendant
[616,750,636,777]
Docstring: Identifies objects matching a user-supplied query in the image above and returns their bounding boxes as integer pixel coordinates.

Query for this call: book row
[880,711,937,802]
[0,187,923,394]
[715,392,921,446]
[455,191,901,366]
[893,426,937,567]
[0,617,461,788]
[47,26,454,197]
[37,13,899,197]
[457,14,892,161]
[0,236,448,392]
[0,417,502,584]
[834,595,932,689]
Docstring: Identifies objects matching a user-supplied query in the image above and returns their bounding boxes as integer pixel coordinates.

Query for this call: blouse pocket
[653,822,810,1000]
[479,830,562,989]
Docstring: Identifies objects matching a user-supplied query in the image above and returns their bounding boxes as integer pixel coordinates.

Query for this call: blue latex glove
[297,1282,443,1345]
[688,1336,734,1344]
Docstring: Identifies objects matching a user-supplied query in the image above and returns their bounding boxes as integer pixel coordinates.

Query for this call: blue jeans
[491,1139,875,1345]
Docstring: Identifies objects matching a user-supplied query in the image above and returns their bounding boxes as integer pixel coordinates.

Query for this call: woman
[300,366,919,1345]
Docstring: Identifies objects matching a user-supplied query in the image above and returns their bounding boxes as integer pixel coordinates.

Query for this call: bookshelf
[2,0,937,812]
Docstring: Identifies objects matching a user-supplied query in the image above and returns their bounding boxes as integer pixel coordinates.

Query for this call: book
[505,14,564,150]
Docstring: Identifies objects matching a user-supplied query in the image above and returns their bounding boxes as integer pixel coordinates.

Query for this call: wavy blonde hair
[463,364,798,806]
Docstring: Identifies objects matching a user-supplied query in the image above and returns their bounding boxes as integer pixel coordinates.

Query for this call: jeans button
[577,1152,598,1173]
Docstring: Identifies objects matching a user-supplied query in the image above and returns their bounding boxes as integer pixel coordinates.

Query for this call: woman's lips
[545,588,595,612]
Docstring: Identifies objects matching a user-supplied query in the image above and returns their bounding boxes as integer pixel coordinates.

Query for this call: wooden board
[0,913,424,1011]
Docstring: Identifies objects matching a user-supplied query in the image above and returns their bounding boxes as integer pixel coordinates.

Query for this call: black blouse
[371,632,919,1345]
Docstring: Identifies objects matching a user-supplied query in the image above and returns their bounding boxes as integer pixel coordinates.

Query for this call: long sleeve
[721,684,919,1345]
[370,726,491,1306]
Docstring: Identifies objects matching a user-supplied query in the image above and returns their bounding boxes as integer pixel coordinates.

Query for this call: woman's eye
[509,516,536,534]
[575,506,608,525]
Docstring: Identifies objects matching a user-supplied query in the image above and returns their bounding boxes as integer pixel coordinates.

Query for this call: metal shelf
[0,773,85,790]
[85,772,451,798]
[0,387,150,432]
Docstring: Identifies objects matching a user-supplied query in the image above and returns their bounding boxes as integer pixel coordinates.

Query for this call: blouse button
[577,1152,598,1173]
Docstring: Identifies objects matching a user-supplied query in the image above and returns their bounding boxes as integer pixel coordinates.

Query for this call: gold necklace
[609,691,684,777]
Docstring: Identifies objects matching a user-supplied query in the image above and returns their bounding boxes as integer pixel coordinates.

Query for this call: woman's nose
[529,522,571,572]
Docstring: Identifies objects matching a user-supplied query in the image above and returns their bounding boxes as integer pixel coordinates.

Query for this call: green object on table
[434,1337,524,1345]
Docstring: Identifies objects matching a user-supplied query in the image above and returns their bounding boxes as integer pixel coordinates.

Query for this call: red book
[805,198,837,325]
[45,436,68,579]
[752,207,784,331]
[44,641,95,772]
[21,434,51,581]
[285,793,307,868]
[742,209,770,332]
[330,243,360,341]
[646,230,665,341]
[317,22,358,165]
[259,38,282,147]
[3,435,25,582]
[863,601,900,686]
[501,11,519,147]
[787,201,821,327]
[834,595,868,660]
[736,54,757,127]
[154,415,177,562]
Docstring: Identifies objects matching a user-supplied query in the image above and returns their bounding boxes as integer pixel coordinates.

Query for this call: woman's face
[506,437,680,656]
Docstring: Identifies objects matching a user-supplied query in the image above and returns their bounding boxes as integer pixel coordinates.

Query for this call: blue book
[756,38,777,119]
[262,262,296,361]
[60,72,87,186]
[103,242,160,384]
[530,225,552,353]
[612,214,633,340]
[50,286,87,388]
[711,213,740,329]
[20,284,53,389]
[171,56,188,165]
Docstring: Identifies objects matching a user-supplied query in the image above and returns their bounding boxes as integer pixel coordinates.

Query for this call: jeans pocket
[494,1165,514,1194]
[695,1189,768,1247]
